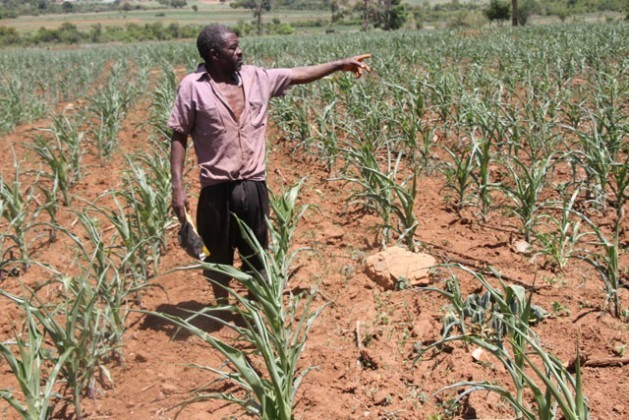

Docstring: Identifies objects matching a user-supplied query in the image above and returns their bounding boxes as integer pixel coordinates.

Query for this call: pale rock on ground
[364,246,437,290]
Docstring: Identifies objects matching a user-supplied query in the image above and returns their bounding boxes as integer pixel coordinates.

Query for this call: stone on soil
[373,390,391,406]
[364,246,436,290]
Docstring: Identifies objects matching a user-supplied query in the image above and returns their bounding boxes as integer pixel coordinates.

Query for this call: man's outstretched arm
[170,130,189,223]
[289,54,371,85]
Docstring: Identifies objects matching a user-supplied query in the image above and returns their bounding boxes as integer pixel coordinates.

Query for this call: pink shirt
[168,64,292,187]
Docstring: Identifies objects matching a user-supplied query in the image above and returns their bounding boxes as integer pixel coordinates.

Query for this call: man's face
[214,32,243,73]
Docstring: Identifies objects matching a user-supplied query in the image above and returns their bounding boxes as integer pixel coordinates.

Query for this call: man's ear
[209,48,220,61]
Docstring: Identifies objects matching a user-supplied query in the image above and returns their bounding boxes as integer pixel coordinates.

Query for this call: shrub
[485,0,511,23]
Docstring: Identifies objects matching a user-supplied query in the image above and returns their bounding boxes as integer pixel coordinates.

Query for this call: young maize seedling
[470,130,496,222]
[425,72,458,123]
[573,211,622,318]
[608,153,628,236]
[89,61,136,160]
[0,309,73,419]
[120,153,175,268]
[0,78,47,133]
[269,177,313,275]
[90,193,154,283]
[534,188,586,272]
[26,132,76,207]
[157,257,326,420]
[418,265,588,420]
[337,140,419,250]
[500,154,555,242]
[440,138,478,216]
[1,280,116,420]
[0,164,52,272]
[58,212,156,349]
[384,81,426,153]
[313,100,341,174]
[567,113,625,212]
[148,64,178,142]
[273,96,313,151]
[147,188,325,419]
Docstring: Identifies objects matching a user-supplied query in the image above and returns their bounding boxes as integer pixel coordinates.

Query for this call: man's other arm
[289,54,371,85]
[170,130,189,223]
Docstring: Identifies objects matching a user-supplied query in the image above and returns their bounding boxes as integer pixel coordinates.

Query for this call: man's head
[197,25,242,73]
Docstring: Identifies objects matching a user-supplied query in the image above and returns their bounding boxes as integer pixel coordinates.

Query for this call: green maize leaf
[0,389,29,418]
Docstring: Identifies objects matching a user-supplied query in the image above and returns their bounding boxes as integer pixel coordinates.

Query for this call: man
[169,24,370,304]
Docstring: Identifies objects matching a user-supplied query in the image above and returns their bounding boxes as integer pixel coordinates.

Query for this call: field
[0,1,333,34]
[0,24,628,419]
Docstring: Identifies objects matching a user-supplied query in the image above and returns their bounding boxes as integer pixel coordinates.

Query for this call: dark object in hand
[178,216,209,260]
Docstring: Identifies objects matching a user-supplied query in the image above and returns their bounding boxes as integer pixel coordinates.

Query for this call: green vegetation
[419,265,589,419]
[0,21,202,46]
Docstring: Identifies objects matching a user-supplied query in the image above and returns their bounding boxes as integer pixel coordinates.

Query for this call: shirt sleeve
[167,77,195,137]
[264,68,293,98]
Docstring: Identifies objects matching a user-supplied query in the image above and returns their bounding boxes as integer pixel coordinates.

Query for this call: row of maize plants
[0,60,176,415]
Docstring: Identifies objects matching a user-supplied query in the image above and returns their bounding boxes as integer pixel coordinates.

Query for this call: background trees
[231,0,272,35]
[485,0,511,25]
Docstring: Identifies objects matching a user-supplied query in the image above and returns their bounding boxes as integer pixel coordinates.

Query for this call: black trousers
[196,180,269,302]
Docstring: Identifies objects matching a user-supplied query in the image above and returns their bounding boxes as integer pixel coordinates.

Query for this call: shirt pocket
[197,103,226,136]
[248,99,266,129]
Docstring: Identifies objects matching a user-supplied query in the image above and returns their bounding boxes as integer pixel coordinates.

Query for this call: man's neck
[206,63,239,85]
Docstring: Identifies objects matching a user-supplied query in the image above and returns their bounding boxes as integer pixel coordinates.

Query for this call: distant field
[0,2,332,33]
[0,0,482,34]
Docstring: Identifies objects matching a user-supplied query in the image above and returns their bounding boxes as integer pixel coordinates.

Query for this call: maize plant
[440,138,478,216]
[607,153,629,235]
[384,80,426,159]
[90,194,154,283]
[147,187,325,419]
[149,64,178,142]
[0,166,53,272]
[269,177,313,275]
[119,153,175,270]
[500,154,556,242]
[418,265,589,420]
[27,114,84,206]
[470,130,497,222]
[573,211,623,318]
[313,101,341,174]
[89,60,137,160]
[534,188,587,272]
[273,96,313,153]
[1,279,117,419]
[0,78,47,133]
[338,140,418,250]
[0,309,72,419]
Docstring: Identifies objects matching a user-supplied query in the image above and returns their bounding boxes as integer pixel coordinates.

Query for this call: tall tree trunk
[512,0,518,26]
[362,0,369,31]
[383,0,392,30]
[257,4,263,36]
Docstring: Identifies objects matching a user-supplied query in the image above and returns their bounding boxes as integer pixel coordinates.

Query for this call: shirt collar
[194,63,210,81]
[194,63,243,85]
